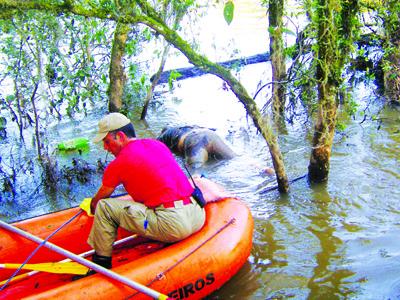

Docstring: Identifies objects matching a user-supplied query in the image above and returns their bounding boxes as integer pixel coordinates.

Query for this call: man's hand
[79,198,94,217]
[90,198,100,215]
[90,185,115,215]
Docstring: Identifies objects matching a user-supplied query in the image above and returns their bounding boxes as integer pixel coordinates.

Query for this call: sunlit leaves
[99,0,116,12]
[172,0,195,15]
[223,0,234,25]
[123,63,149,111]
[143,27,152,41]
[101,73,108,84]
[0,12,113,123]
[168,70,182,90]
[268,26,296,37]
[282,27,296,36]
[125,38,138,56]
[93,27,107,43]
[284,45,297,58]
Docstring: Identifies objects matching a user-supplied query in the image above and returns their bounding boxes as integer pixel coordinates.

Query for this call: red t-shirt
[102,139,194,208]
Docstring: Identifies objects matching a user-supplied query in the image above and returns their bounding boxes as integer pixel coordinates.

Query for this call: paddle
[0,220,171,300]
[0,234,137,286]
[0,262,88,275]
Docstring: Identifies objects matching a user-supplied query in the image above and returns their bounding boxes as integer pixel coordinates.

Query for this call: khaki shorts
[88,197,205,256]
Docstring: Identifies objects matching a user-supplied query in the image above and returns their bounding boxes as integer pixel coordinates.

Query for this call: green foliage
[284,45,297,58]
[282,27,296,36]
[122,63,150,111]
[172,0,195,15]
[336,92,359,131]
[168,70,182,90]
[345,97,359,116]
[157,0,197,29]
[126,38,139,56]
[0,12,113,127]
[223,1,234,25]
[98,0,117,12]
[0,117,6,129]
[335,121,347,131]
[143,27,152,41]
[268,26,296,37]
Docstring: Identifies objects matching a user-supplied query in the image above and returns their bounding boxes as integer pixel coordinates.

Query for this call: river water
[1,1,400,299]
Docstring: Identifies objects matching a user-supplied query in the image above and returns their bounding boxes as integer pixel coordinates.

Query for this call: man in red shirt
[86,113,205,272]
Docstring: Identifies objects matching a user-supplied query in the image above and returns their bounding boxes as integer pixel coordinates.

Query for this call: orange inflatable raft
[0,178,253,299]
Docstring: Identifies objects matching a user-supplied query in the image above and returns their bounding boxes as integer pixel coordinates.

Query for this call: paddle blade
[0,262,89,275]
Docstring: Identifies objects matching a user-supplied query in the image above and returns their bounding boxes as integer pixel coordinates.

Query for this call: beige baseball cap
[93,113,131,143]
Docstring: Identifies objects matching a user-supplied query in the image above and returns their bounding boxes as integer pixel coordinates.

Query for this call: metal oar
[0,220,171,300]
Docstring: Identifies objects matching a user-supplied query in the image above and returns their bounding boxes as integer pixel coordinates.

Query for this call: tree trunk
[384,51,400,105]
[308,86,337,182]
[308,0,360,182]
[109,22,131,112]
[269,0,287,122]
[308,0,338,182]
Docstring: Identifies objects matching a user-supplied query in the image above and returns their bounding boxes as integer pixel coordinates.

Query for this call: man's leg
[88,199,120,257]
[88,198,146,256]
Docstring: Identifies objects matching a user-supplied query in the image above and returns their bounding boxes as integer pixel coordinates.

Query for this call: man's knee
[94,199,108,217]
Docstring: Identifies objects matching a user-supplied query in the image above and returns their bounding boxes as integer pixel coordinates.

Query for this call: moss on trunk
[109,22,131,112]
[308,0,339,183]
[269,0,287,122]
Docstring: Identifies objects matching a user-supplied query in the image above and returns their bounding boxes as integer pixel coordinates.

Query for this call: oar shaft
[0,220,168,300]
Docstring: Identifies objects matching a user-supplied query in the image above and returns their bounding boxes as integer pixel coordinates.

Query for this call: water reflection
[306,184,356,299]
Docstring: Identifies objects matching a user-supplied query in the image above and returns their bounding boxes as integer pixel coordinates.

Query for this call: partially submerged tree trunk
[308,0,359,182]
[308,0,338,182]
[269,0,287,122]
[109,22,131,112]
[308,86,337,182]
